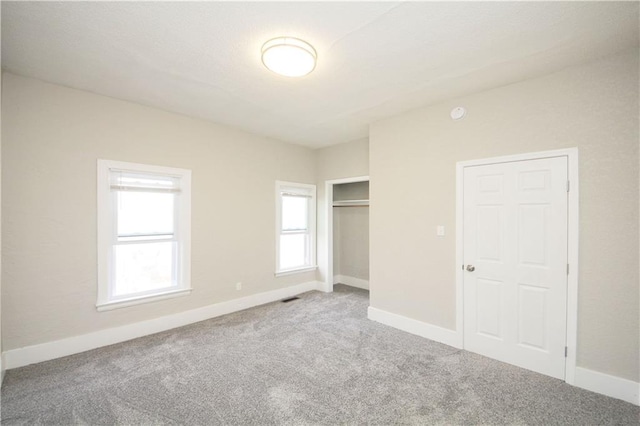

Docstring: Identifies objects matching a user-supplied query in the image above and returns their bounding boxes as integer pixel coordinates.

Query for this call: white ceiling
[2,2,638,148]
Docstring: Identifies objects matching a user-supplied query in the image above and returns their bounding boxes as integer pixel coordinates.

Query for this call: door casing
[455,148,579,385]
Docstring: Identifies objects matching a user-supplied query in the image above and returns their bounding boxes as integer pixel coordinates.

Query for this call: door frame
[455,148,579,384]
[323,175,370,293]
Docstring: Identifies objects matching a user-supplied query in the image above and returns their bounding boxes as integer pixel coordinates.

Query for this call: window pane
[114,242,175,297]
[279,234,308,270]
[117,191,174,237]
[282,195,308,231]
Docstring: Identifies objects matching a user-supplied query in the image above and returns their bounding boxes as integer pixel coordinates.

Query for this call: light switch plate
[437,225,445,236]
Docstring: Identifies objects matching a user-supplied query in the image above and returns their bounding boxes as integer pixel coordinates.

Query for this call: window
[97,160,191,310]
[275,181,317,275]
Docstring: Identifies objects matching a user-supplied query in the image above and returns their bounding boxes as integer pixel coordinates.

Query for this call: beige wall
[315,139,369,285]
[316,138,369,182]
[1,73,317,350]
[369,51,639,381]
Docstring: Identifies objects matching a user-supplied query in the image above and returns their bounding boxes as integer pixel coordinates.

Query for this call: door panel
[517,283,548,351]
[463,157,568,379]
[476,205,503,262]
[518,204,549,265]
[475,278,503,340]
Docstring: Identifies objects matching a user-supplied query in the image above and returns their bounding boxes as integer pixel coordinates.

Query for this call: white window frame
[275,181,317,276]
[97,159,191,311]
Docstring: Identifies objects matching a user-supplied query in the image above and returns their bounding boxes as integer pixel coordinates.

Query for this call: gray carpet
[1,285,638,425]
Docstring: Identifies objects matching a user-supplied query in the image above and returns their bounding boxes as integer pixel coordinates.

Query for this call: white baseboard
[334,274,369,290]
[4,281,322,370]
[574,366,639,406]
[367,306,463,349]
[317,281,334,293]
[0,353,4,386]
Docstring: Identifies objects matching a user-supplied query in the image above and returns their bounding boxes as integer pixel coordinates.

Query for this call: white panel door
[463,157,568,379]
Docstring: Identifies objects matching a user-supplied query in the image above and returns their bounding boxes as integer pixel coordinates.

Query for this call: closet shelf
[332,199,369,207]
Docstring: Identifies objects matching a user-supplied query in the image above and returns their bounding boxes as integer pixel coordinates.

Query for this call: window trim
[97,159,192,311]
[275,181,317,276]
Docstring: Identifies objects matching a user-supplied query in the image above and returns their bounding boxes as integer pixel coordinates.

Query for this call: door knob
[466,265,475,272]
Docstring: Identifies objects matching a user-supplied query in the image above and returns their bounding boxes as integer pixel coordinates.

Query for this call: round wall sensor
[450,107,466,120]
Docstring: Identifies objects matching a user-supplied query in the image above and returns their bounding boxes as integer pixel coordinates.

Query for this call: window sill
[96,288,192,312]
[275,266,318,277]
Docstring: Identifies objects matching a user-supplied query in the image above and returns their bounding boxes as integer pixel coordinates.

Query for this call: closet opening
[324,176,370,295]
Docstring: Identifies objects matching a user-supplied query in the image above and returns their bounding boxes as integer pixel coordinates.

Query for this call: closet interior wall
[333,181,370,289]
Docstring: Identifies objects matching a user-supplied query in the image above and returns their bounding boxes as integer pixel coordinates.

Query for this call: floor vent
[281,296,300,303]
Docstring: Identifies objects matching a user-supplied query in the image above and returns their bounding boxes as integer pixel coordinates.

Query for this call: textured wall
[369,51,639,381]
[2,73,317,350]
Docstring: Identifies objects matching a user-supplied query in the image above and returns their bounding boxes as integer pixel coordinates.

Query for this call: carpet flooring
[1,285,638,425]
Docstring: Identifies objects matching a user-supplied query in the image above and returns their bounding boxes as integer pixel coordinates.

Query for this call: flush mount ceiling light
[261,37,317,77]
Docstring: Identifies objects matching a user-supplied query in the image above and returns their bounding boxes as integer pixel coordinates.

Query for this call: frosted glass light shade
[261,37,317,77]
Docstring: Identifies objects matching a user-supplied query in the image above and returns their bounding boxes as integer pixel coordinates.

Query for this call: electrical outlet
[236,282,242,291]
